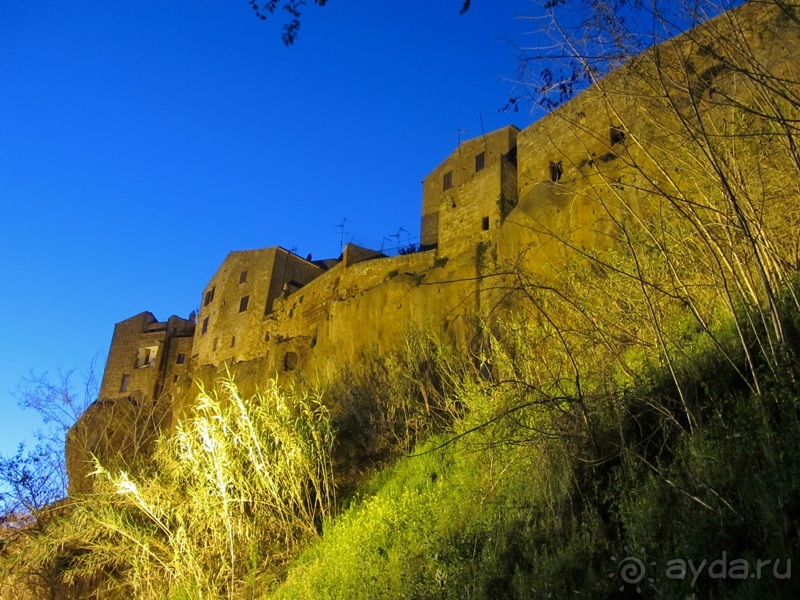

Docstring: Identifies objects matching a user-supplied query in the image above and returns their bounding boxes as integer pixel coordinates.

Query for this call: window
[610,125,626,146]
[230,336,236,347]
[213,337,219,351]
[482,216,490,231]
[475,152,485,172]
[176,353,185,365]
[120,374,129,393]
[239,295,249,312]
[283,351,298,371]
[202,316,209,334]
[443,170,453,191]
[549,160,563,183]
[173,375,178,382]
[204,287,215,306]
[239,270,248,284]
[136,345,158,368]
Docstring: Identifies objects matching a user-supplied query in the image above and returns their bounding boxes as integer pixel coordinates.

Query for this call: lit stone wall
[420,125,519,249]
[193,248,325,367]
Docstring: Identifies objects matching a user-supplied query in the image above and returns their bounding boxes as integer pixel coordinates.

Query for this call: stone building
[69,0,800,494]
[98,312,195,406]
[420,124,519,255]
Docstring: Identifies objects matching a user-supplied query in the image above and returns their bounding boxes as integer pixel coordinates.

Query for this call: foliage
[512,0,748,112]
[248,0,472,45]
[321,332,467,495]
[0,366,97,519]
[248,0,328,45]
[274,293,800,598]
[1,378,334,599]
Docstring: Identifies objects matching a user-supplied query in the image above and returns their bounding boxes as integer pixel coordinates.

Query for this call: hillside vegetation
[4,297,800,598]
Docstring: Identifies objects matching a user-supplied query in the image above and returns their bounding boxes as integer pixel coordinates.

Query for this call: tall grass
[1,378,334,599]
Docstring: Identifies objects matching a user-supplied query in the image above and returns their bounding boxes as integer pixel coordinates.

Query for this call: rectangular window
[135,345,158,368]
[482,216,490,231]
[475,151,485,172]
[204,287,215,306]
[239,295,249,312]
[231,336,236,347]
[213,337,218,351]
[202,316,209,334]
[239,270,248,284]
[120,374,129,393]
[443,170,453,191]
[176,353,185,365]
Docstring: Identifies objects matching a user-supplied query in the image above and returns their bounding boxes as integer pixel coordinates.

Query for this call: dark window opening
[549,161,563,183]
[482,216,490,231]
[120,374,129,393]
[239,270,248,284]
[610,125,626,146]
[176,353,185,365]
[202,316,209,334]
[475,152,485,172]
[443,170,453,191]
[213,337,218,351]
[283,351,298,372]
[204,287,215,306]
[239,295,249,312]
[504,146,518,167]
[173,375,179,382]
[231,336,236,347]
[599,152,618,163]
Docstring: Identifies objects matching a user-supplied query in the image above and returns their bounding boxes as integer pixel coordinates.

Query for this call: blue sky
[0,2,538,458]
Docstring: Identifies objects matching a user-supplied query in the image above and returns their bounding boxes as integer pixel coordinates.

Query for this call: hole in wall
[549,160,563,182]
[283,352,298,371]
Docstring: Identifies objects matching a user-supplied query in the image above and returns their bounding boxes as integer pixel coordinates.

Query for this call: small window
[549,161,563,183]
[173,375,178,382]
[230,336,236,347]
[204,287,215,306]
[176,353,185,365]
[475,152,485,172]
[482,216,490,231]
[239,295,249,312]
[284,351,298,371]
[443,170,453,191]
[239,270,248,284]
[202,316,209,334]
[610,125,626,146]
[213,337,219,351]
[120,374,129,393]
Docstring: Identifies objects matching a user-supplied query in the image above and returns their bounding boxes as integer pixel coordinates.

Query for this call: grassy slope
[272,314,800,599]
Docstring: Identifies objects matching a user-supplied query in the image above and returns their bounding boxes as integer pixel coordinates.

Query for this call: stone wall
[193,248,325,367]
[420,125,518,248]
[437,157,509,258]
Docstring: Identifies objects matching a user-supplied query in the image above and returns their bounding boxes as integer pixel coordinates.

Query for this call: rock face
[66,0,800,493]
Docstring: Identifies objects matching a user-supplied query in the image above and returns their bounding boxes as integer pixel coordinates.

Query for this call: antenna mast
[334,218,353,254]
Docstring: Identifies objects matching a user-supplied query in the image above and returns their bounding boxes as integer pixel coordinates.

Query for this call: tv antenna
[334,217,353,253]
[445,128,471,147]
[399,226,411,247]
